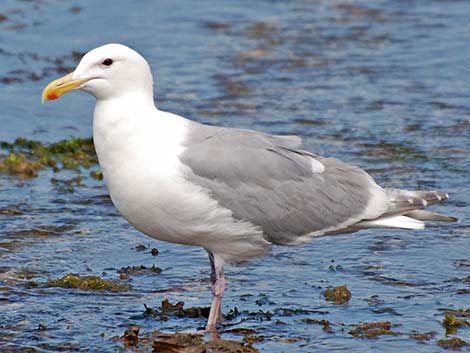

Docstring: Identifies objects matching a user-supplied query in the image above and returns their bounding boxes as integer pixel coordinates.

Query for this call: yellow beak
[41,73,90,103]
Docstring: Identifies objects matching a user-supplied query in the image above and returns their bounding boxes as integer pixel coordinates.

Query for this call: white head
[42,43,154,102]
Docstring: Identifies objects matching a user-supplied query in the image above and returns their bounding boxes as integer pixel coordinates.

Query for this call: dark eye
[102,58,113,66]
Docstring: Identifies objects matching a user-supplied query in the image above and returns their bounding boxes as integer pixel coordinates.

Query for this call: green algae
[443,313,469,335]
[323,285,351,304]
[90,170,103,180]
[0,137,97,178]
[47,273,131,292]
[0,152,44,177]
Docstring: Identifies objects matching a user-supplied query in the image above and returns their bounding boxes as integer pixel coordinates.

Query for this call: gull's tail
[355,189,458,230]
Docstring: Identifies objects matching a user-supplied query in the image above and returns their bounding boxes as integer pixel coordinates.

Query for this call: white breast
[93,100,270,263]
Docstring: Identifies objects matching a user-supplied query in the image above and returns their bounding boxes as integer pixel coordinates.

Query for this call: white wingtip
[358,215,425,230]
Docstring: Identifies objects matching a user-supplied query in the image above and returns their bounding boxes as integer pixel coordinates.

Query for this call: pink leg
[206,253,225,335]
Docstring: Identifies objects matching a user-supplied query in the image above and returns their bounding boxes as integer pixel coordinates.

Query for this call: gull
[42,43,457,334]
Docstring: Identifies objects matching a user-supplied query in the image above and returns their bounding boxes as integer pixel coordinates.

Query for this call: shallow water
[0,0,469,352]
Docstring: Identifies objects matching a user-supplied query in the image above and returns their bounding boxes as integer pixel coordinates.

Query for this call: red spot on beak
[47,93,59,100]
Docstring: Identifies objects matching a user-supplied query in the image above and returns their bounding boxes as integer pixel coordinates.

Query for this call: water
[1,0,469,352]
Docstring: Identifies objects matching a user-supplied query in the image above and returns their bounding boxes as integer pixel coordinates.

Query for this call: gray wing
[180,123,385,245]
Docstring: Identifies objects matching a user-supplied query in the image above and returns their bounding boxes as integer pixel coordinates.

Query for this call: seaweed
[138,300,210,321]
[117,264,162,276]
[409,331,435,341]
[349,321,399,339]
[437,337,467,350]
[0,137,97,178]
[302,318,332,333]
[46,273,131,292]
[323,285,351,304]
[442,313,469,335]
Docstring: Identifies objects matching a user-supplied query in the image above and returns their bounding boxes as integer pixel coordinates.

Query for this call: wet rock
[323,285,351,304]
[151,248,159,256]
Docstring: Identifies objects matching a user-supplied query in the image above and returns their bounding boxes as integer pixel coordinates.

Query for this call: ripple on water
[0,0,469,352]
